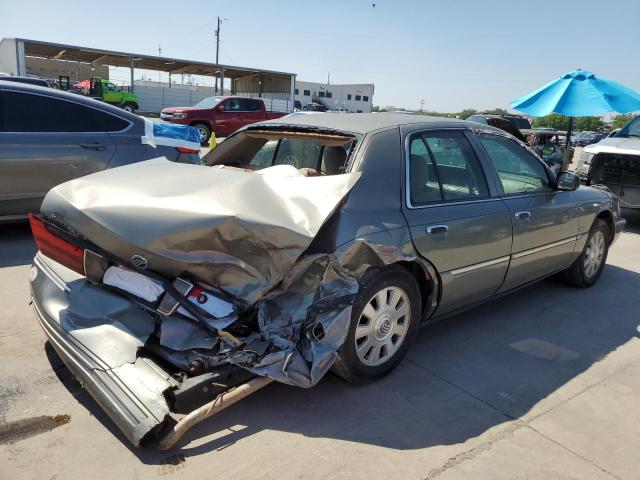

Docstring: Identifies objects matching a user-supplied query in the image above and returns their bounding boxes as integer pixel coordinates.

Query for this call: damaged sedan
[29,113,626,448]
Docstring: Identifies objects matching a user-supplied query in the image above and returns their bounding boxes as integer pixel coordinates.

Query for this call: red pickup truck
[160,96,288,144]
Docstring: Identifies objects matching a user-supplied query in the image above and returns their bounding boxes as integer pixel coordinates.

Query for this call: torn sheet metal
[41,160,361,305]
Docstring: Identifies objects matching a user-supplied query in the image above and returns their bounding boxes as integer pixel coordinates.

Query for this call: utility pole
[215,16,221,93]
[420,99,424,112]
[327,72,330,85]
[158,45,162,84]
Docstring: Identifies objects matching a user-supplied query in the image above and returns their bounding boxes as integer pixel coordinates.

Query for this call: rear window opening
[203,129,358,176]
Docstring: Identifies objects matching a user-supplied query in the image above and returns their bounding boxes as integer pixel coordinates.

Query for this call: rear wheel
[564,219,610,287]
[193,123,211,145]
[332,265,421,383]
[122,103,135,113]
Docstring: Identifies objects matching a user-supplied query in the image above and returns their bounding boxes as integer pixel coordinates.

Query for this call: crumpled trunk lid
[41,159,360,304]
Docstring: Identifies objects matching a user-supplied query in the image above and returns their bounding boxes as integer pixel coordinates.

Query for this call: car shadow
[0,222,36,267]
[622,209,640,235]
[46,262,640,463]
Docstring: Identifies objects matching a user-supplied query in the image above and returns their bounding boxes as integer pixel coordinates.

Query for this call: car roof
[257,112,475,135]
[0,80,141,121]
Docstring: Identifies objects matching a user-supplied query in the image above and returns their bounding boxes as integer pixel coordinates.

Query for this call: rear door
[474,132,580,291]
[0,89,121,217]
[402,129,513,315]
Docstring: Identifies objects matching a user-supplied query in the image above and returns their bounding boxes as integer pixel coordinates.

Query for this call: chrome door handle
[514,211,531,220]
[426,224,448,235]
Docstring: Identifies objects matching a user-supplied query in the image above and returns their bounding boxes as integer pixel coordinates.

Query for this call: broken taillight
[29,213,85,275]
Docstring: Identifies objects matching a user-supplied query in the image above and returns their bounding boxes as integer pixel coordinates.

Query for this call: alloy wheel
[354,286,411,367]
[584,230,605,278]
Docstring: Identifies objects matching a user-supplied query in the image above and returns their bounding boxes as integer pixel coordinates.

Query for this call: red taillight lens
[29,214,85,275]
[176,147,200,154]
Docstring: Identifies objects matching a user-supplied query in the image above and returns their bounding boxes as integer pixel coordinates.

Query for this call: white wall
[295,81,374,112]
[0,38,18,75]
[134,84,293,113]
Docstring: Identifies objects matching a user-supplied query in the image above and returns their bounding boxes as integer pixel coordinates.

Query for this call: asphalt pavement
[0,211,639,479]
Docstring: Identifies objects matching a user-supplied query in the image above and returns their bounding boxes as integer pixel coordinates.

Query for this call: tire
[122,103,135,113]
[564,219,610,288]
[332,265,421,383]
[193,123,211,145]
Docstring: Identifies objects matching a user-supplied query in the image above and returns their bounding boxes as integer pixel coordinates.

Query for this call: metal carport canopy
[17,38,295,79]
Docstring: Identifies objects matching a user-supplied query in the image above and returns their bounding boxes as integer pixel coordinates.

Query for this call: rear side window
[408,130,489,205]
[244,99,262,112]
[477,134,551,195]
[0,91,129,132]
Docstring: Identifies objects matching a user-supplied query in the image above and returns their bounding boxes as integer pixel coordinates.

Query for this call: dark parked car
[29,113,625,447]
[0,81,200,221]
[571,131,600,147]
[0,75,55,88]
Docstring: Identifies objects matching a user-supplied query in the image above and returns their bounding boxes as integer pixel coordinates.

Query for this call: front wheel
[564,219,610,288]
[192,123,211,145]
[332,265,421,383]
[122,103,135,113]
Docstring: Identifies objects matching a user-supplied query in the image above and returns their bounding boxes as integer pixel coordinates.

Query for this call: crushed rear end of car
[29,144,414,447]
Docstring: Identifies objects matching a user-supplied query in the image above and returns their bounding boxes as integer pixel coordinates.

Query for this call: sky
[1,0,638,112]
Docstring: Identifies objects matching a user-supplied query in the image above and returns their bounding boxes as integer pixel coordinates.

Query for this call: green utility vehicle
[73,77,139,112]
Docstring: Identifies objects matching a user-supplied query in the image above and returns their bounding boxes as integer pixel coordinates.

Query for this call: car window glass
[225,99,241,111]
[249,140,278,167]
[274,138,322,169]
[477,134,551,195]
[423,131,489,201]
[244,99,261,112]
[0,91,129,133]
[408,136,443,205]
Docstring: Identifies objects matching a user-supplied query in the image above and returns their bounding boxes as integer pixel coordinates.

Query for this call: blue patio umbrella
[511,69,640,168]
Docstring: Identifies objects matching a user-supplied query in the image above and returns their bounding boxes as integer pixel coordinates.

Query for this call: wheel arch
[394,259,440,322]
[595,209,615,243]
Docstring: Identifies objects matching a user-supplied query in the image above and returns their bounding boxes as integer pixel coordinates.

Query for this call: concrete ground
[1,211,639,480]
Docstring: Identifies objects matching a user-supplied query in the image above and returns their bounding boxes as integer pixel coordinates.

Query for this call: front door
[402,129,513,316]
[0,89,119,217]
[473,132,580,291]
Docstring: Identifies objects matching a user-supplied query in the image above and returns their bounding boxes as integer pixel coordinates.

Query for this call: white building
[295,80,374,112]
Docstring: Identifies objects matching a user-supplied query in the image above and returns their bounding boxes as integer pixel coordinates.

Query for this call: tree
[482,107,508,115]
[458,108,478,120]
[612,113,638,129]
[532,114,603,131]
[371,106,380,112]
[532,114,570,130]
[574,116,604,132]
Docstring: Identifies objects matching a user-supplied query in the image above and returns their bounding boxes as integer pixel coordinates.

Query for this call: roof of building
[7,38,295,80]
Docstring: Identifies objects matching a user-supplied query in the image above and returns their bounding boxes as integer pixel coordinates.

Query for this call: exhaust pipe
[158,376,273,450]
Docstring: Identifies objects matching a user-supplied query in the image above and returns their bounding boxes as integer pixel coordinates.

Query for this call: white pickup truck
[575,116,640,209]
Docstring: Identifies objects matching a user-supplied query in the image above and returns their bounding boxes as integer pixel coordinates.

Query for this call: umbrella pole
[562,117,574,171]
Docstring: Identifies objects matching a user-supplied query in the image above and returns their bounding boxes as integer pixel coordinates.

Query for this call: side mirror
[216,104,225,112]
[557,171,580,191]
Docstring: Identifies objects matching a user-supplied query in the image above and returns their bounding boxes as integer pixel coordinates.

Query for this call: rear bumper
[30,253,175,447]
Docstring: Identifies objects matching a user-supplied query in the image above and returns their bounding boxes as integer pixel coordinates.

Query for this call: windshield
[617,116,640,138]
[194,96,224,109]
[203,130,360,176]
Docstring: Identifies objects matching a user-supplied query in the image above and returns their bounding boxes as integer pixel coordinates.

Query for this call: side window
[104,83,117,92]
[225,99,241,111]
[274,138,321,169]
[477,134,551,195]
[0,91,129,132]
[423,131,489,201]
[245,99,262,112]
[249,140,278,167]
[408,136,442,205]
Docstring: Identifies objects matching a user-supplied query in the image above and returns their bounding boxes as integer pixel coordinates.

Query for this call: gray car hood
[585,137,640,156]
[41,158,360,304]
